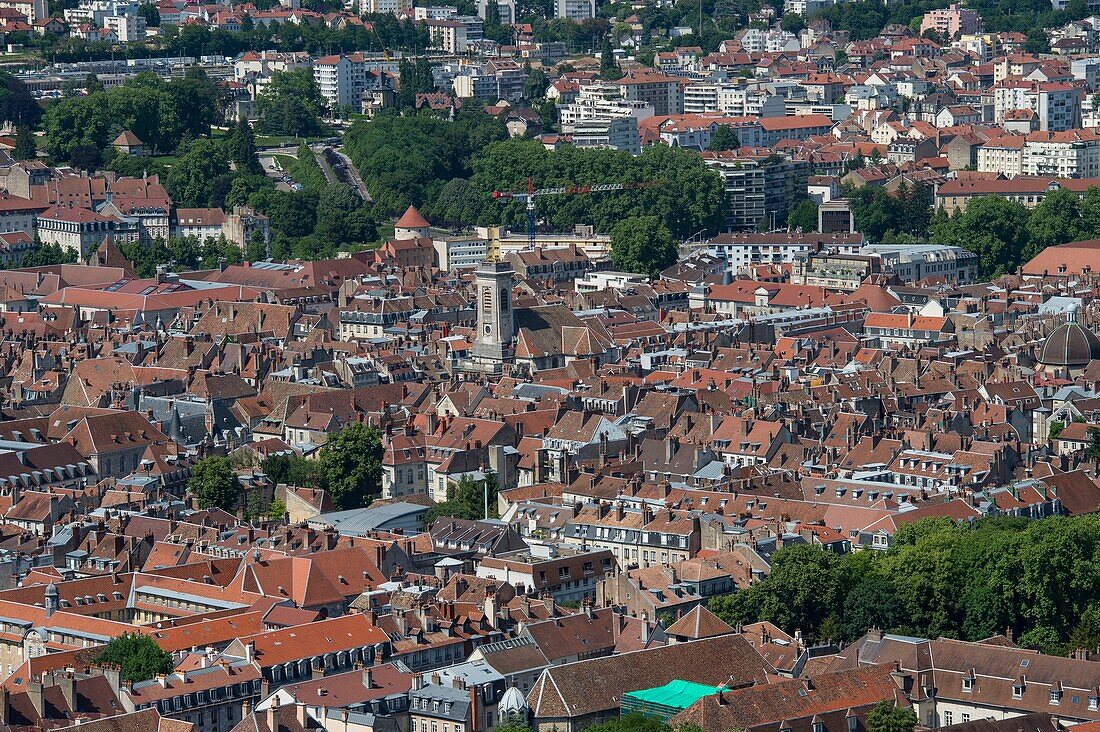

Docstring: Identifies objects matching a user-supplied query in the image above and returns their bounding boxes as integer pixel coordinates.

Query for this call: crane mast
[491,177,661,249]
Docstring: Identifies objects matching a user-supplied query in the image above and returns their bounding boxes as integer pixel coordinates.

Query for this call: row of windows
[155,680,260,712]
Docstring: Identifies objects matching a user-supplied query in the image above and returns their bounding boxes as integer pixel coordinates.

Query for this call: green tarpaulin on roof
[620,680,721,720]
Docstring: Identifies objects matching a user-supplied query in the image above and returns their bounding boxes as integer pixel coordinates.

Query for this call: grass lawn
[272,154,296,170]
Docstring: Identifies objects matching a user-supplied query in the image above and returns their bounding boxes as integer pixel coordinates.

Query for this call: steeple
[471,257,515,366]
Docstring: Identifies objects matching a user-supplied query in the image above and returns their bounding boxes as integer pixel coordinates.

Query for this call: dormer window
[962,677,973,692]
[1050,689,1062,705]
[1013,684,1024,700]
[1088,695,1098,711]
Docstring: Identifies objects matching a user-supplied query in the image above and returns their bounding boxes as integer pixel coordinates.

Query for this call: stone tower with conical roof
[394,205,431,241]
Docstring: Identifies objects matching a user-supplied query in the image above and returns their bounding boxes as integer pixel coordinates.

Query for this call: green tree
[69,143,102,171]
[1019,625,1063,655]
[225,117,263,175]
[168,138,230,207]
[260,453,324,489]
[288,142,327,191]
[524,65,550,101]
[842,574,902,642]
[756,544,842,638]
[707,126,740,151]
[243,490,267,522]
[84,74,104,94]
[1077,186,1100,238]
[610,215,677,277]
[138,2,159,24]
[472,140,724,239]
[866,702,917,732]
[1025,27,1050,54]
[600,35,618,79]
[427,177,486,227]
[267,497,287,521]
[787,199,818,232]
[1026,187,1081,259]
[1065,604,1100,654]
[343,112,507,216]
[318,422,383,509]
[0,72,42,127]
[18,241,75,268]
[780,12,805,33]
[314,183,369,244]
[257,68,325,136]
[12,126,36,161]
[96,634,174,682]
[933,195,1030,277]
[482,0,511,43]
[1085,427,1100,461]
[189,456,240,511]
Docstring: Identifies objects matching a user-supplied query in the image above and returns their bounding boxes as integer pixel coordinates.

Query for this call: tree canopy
[317,422,384,510]
[610,215,678,277]
[168,138,232,208]
[0,72,42,128]
[188,456,240,512]
[96,634,174,682]
[707,126,740,152]
[710,514,1100,652]
[256,68,326,137]
[342,111,508,217]
[424,473,501,525]
[472,140,725,239]
[43,71,218,163]
[866,703,918,732]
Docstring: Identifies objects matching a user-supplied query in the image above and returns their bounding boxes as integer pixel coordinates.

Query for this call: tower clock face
[484,325,492,335]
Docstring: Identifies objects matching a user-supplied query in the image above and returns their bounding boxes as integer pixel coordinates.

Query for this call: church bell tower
[472,258,515,363]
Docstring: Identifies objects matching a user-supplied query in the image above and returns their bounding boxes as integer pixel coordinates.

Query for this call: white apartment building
[362,0,409,13]
[977,136,1025,176]
[1021,129,1100,178]
[453,69,497,99]
[233,50,312,96]
[718,85,786,117]
[62,0,134,25]
[414,4,456,17]
[557,82,653,132]
[555,0,593,19]
[860,244,980,284]
[557,97,652,131]
[1072,57,1100,87]
[477,0,514,23]
[737,27,799,53]
[703,232,863,273]
[575,271,647,294]
[433,235,489,271]
[313,53,368,111]
[683,82,785,116]
[36,207,118,258]
[0,0,44,22]
[993,79,1083,131]
[783,0,836,15]
[573,116,640,155]
[426,18,474,53]
[104,13,144,41]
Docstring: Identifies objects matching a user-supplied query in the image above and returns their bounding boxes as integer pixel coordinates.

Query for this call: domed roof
[498,686,528,715]
[1039,319,1100,367]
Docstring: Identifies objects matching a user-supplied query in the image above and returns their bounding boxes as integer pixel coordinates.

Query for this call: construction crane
[491,177,662,249]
